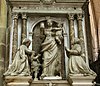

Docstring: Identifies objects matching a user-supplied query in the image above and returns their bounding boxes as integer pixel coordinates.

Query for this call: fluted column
[21,13,27,43]
[12,13,18,59]
[69,14,75,48]
[77,14,85,55]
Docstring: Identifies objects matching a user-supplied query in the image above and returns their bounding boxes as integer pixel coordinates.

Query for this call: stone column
[77,14,86,59]
[21,13,27,43]
[77,14,85,50]
[69,14,75,48]
[12,13,18,59]
[77,14,83,39]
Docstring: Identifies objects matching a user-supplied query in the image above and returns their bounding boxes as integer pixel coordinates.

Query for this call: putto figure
[31,52,41,81]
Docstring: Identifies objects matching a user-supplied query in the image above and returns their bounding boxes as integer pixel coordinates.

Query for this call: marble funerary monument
[4,0,96,86]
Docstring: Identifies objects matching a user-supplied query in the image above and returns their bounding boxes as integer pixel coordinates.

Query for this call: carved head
[57,23,62,28]
[22,38,31,47]
[47,19,52,26]
[73,38,80,44]
[40,22,45,29]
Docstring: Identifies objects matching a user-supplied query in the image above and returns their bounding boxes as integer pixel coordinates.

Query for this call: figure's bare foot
[34,78,38,81]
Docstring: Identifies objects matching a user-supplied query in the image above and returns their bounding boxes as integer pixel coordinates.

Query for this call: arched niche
[32,19,63,54]
[31,18,66,79]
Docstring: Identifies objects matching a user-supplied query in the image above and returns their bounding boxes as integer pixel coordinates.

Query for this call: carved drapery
[77,14,85,55]
[21,13,27,43]
[69,14,75,48]
[12,13,18,59]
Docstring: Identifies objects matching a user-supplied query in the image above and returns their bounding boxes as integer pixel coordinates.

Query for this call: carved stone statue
[4,38,32,76]
[31,52,41,81]
[65,38,96,76]
[41,19,62,77]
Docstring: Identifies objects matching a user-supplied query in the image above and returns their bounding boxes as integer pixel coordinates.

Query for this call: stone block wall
[0,0,7,86]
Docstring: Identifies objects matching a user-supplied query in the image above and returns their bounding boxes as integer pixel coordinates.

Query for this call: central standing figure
[41,19,61,77]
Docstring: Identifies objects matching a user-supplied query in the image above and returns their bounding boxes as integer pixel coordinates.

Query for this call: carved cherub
[52,23,63,45]
[31,51,41,81]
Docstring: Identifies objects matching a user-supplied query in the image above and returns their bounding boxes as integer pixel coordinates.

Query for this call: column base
[5,76,32,86]
[68,74,96,86]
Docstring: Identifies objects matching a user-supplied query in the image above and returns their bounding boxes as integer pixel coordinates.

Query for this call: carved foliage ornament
[41,0,55,4]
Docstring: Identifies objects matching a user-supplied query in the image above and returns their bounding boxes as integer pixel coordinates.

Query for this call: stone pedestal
[5,76,32,86]
[68,75,96,86]
[31,80,70,86]
[42,76,62,80]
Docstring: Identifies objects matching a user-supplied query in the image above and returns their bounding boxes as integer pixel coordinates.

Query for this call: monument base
[31,80,70,86]
[5,76,32,86]
[68,74,96,86]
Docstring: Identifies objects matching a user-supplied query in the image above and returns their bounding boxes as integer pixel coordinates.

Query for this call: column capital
[22,13,27,19]
[68,13,74,20]
[77,13,83,20]
[12,13,18,19]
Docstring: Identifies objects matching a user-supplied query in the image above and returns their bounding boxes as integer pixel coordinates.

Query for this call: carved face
[40,22,45,28]
[26,41,31,48]
[74,38,80,44]
[47,19,52,26]
[57,23,62,27]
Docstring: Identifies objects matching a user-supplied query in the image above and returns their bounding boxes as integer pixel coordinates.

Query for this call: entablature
[6,0,88,14]
[7,0,87,7]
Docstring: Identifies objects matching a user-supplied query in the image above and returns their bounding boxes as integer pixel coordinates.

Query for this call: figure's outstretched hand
[31,51,35,58]
[81,53,85,59]
[37,54,41,57]
[66,48,70,52]
[65,46,70,53]
[65,46,70,57]
[32,51,35,54]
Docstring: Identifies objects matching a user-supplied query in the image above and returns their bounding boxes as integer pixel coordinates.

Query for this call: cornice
[7,0,87,6]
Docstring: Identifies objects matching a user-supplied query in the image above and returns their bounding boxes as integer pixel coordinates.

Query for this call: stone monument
[4,0,96,86]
